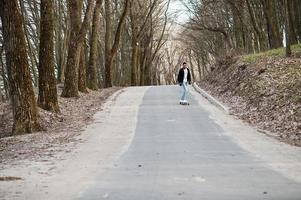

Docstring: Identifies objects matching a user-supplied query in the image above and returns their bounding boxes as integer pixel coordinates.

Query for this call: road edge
[192,82,231,114]
[190,87,301,183]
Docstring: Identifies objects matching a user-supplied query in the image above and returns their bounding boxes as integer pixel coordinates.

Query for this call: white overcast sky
[168,0,190,24]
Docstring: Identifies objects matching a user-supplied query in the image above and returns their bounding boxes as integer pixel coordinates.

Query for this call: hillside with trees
[179,0,301,145]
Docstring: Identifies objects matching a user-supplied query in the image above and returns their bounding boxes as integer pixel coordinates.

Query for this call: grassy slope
[241,44,301,63]
[200,45,301,145]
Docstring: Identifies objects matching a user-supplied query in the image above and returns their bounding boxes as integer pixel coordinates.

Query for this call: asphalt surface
[78,86,301,200]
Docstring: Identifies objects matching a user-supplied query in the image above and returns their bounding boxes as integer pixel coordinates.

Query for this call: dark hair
[183,62,187,65]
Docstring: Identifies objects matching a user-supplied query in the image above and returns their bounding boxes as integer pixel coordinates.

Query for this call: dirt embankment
[198,47,301,146]
[0,87,121,167]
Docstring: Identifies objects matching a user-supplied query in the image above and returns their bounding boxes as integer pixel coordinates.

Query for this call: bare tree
[104,0,130,88]
[61,0,96,97]
[87,0,103,90]
[38,0,60,113]
[0,0,42,134]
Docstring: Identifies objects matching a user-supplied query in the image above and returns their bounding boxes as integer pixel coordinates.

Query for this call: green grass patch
[241,44,301,63]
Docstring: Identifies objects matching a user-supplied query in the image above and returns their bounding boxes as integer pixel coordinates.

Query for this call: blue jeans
[180,82,188,101]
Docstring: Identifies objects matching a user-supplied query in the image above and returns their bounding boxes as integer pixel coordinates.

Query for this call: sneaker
[183,100,189,105]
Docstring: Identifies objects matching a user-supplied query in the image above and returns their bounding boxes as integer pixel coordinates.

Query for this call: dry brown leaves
[0,87,121,167]
[199,56,301,146]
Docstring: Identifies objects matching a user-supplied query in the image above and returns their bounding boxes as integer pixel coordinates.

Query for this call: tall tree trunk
[201,55,208,78]
[62,0,83,97]
[78,44,88,93]
[61,0,95,97]
[120,34,129,86]
[293,0,301,43]
[285,0,292,57]
[136,45,141,85]
[0,0,42,134]
[196,56,202,81]
[246,0,266,51]
[262,0,282,49]
[229,1,245,50]
[130,1,138,86]
[38,0,60,113]
[0,48,9,100]
[143,16,153,86]
[130,39,138,86]
[104,0,113,88]
[55,0,69,83]
[139,48,146,86]
[104,0,130,88]
[188,50,195,82]
[289,0,298,44]
[87,0,103,90]
[19,0,39,87]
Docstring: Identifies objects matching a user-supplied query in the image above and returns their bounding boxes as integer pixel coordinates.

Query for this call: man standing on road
[177,62,191,105]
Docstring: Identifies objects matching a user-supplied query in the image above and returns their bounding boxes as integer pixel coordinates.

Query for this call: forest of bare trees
[180,0,301,79]
[0,0,300,136]
[0,0,171,135]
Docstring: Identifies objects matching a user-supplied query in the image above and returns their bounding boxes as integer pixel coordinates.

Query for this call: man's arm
[177,69,182,84]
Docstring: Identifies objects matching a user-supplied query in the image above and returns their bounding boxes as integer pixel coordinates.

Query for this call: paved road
[78,86,301,200]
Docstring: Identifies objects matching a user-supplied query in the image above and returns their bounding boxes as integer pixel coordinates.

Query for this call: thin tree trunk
[131,39,138,86]
[246,0,266,51]
[196,56,202,81]
[56,0,70,83]
[87,0,103,90]
[293,0,301,43]
[285,0,292,57]
[143,16,153,86]
[58,27,70,83]
[188,50,195,82]
[289,0,298,44]
[55,0,67,83]
[130,2,138,86]
[0,47,9,99]
[78,44,88,93]
[104,0,113,88]
[104,0,130,88]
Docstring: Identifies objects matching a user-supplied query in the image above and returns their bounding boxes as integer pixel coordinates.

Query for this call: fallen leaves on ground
[0,87,121,168]
[198,56,301,146]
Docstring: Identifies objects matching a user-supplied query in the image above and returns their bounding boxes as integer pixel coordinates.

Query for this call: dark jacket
[177,67,191,84]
